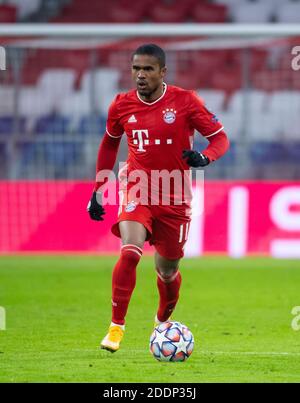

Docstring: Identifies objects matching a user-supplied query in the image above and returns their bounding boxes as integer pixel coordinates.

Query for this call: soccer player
[87,44,229,352]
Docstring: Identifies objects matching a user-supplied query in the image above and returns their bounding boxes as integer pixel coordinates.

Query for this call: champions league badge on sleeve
[163,108,177,124]
[211,114,219,123]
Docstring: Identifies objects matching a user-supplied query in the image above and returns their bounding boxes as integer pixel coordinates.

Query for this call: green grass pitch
[1,255,300,383]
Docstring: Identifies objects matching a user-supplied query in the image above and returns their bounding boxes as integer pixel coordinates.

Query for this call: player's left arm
[183,92,230,168]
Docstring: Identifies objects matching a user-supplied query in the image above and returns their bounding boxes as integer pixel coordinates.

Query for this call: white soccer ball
[149,321,194,362]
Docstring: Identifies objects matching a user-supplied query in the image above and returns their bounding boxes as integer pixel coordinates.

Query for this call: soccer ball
[149,321,194,362]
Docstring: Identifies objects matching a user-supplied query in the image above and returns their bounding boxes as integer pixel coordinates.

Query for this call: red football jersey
[105,84,224,205]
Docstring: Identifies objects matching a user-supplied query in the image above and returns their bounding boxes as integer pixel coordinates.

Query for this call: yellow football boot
[100,324,124,353]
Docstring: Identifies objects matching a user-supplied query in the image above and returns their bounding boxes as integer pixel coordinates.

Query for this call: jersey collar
[136,83,167,106]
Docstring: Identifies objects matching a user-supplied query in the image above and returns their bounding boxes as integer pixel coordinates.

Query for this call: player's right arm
[87,95,124,221]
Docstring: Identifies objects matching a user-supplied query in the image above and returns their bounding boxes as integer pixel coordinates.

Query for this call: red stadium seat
[52,0,151,23]
[291,71,300,91]
[227,48,268,77]
[250,49,269,72]
[148,0,191,23]
[211,68,242,94]
[191,2,228,23]
[194,50,229,72]
[0,4,17,23]
[52,0,111,23]
[251,69,290,91]
[175,50,232,90]
[21,49,90,87]
[108,0,148,23]
[174,70,204,90]
[196,51,231,89]
[228,49,268,73]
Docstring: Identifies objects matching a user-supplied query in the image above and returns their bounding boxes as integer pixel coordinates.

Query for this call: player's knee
[156,267,181,284]
[155,252,181,275]
[157,266,178,279]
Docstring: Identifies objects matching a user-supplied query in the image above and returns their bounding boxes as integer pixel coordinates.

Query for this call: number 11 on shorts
[179,223,190,243]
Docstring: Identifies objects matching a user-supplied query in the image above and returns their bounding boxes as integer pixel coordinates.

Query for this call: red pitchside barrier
[0,181,299,258]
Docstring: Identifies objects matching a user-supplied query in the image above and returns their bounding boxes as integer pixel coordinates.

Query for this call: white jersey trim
[205,126,224,138]
[106,126,122,139]
[136,83,167,106]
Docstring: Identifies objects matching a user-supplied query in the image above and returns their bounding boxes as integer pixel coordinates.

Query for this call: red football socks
[111,244,143,325]
[156,268,182,322]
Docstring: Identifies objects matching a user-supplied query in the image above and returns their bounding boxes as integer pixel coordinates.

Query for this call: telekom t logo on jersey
[132,129,173,152]
[132,129,149,152]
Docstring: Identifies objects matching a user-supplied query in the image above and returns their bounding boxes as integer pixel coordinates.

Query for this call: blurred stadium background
[0,0,300,258]
[1,0,300,384]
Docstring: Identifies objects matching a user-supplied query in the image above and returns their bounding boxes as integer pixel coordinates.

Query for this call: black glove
[87,191,105,221]
[182,150,210,167]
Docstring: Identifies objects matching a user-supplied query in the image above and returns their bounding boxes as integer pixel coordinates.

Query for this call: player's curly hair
[132,44,166,68]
